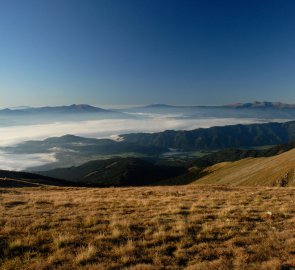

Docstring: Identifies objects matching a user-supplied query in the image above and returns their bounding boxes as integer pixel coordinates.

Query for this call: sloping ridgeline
[38,157,185,187]
[0,170,73,187]
[121,121,295,150]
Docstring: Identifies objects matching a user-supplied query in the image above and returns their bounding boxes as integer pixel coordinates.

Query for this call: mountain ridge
[38,157,185,187]
[0,170,74,187]
[0,104,113,114]
[5,101,295,112]
[128,101,295,110]
[224,101,295,109]
[121,120,295,151]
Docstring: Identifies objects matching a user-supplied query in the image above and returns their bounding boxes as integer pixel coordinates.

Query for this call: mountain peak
[144,103,174,108]
[225,101,295,109]
[0,104,110,114]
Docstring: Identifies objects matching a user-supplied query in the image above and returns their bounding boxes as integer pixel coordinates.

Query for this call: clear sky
[1,0,295,107]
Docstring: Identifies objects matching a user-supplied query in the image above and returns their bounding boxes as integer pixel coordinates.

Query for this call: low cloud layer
[0,116,283,147]
[0,114,289,171]
[0,151,57,171]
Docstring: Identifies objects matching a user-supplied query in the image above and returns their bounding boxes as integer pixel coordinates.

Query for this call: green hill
[38,157,185,187]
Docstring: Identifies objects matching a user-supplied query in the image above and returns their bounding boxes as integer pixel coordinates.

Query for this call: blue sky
[1,0,295,107]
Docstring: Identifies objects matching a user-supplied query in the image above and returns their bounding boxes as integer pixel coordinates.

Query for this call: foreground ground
[0,185,294,270]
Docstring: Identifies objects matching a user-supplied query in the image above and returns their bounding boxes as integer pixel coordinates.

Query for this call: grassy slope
[0,170,74,187]
[192,148,295,186]
[0,186,294,270]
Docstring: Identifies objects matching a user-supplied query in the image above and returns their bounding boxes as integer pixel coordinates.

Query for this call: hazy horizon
[1,100,295,110]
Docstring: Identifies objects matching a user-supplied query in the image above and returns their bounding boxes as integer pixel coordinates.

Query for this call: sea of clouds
[0,151,57,171]
[0,113,289,170]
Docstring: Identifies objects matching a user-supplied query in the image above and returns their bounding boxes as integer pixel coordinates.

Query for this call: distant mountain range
[131,101,295,110]
[142,103,176,108]
[121,121,295,151]
[223,101,295,109]
[3,101,295,114]
[0,104,113,114]
[120,102,295,120]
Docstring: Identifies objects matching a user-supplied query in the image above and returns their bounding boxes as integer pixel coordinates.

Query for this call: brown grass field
[193,149,295,187]
[0,185,294,270]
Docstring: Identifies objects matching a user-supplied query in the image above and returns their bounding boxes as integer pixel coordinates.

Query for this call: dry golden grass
[193,148,295,186]
[0,185,294,269]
